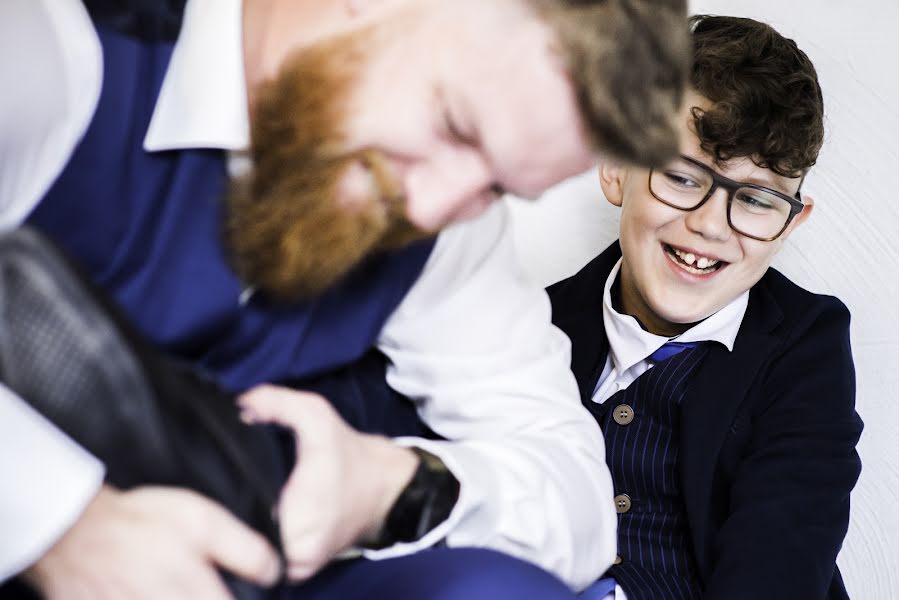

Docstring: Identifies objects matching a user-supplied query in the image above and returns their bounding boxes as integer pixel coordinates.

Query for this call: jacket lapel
[547,243,621,404]
[679,276,784,571]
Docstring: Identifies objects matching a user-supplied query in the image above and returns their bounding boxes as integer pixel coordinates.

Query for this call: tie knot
[649,341,699,363]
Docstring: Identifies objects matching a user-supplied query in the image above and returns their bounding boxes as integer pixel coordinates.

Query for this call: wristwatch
[365,446,460,548]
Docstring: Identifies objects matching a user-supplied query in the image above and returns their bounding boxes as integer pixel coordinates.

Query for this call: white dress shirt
[590,259,748,600]
[0,0,106,579]
[593,258,747,404]
[0,0,615,589]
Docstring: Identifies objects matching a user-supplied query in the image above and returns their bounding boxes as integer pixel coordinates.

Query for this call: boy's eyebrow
[741,170,801,195]
[685,151,801,194]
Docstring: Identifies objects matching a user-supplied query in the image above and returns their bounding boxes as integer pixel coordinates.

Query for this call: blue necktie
[649,341,699,363]
[580,577,617,599]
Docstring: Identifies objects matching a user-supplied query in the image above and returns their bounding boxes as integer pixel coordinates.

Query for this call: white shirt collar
[143,0,249,152]
[601,258,749,375]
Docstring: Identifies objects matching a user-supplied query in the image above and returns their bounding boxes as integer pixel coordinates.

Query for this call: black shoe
[0,227,284,598]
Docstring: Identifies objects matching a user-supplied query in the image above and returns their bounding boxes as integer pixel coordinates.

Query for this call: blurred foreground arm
[24,486,281,600]
[374,203,616,590]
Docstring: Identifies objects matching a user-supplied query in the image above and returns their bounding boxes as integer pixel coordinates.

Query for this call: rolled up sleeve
[369,203,616,590]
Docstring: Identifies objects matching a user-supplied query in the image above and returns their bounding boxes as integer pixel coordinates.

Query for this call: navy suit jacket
[548,242,863,599]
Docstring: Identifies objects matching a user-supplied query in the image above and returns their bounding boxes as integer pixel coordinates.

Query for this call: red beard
[224,27,428,301]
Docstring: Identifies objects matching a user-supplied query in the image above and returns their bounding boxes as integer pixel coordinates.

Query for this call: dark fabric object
[0,228,281,600]
[285,350,434,440]
[0,228,440,599]
[28,24,435,394]
[0,580,37,600]
[548,242,863,599]
[82,0,187,42]
[592,346,708,599]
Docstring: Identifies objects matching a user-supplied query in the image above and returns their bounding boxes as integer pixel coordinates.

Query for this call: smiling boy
[549,15,863,600]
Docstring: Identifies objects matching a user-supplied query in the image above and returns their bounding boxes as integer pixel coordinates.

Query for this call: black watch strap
[365,446,460,549]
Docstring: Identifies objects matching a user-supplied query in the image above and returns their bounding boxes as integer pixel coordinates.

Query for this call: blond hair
[536,0,690,167]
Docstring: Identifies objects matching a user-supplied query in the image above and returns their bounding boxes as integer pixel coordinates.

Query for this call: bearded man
[0,0,688,598]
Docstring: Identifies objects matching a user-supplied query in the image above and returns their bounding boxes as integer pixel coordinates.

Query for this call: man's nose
[684,187,732,241]
[402,147,496,231]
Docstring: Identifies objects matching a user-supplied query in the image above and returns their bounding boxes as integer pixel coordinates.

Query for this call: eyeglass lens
[650,158,794,239]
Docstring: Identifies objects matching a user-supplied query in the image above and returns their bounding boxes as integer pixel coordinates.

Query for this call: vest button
[612,404,634,425]
[613,555,623,565]
[614,493,632,513]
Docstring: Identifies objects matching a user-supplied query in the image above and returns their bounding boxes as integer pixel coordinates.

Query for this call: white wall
[509,2,899,597]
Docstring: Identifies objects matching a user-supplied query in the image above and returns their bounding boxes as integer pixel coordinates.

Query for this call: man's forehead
[377,0,533,27]
[458,27,589,184]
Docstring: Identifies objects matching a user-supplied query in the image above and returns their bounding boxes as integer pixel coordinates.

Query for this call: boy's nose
[685,187,732,241]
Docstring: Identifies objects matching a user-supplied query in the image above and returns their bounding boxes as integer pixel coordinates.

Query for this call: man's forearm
[373,203,617,589]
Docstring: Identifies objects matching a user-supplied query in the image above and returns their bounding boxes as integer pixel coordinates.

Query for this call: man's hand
[239,385,419,581]
[23,485,281,600]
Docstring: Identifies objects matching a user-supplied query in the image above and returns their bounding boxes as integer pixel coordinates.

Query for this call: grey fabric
[0,227,284,600]
[0,229,170,470]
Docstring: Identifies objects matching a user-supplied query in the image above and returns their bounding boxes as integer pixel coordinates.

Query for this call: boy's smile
[600,92,813,336]
[663,243,726,276]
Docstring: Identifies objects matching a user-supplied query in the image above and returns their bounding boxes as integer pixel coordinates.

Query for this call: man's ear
[781,194,815,241]
[599,162,625,207]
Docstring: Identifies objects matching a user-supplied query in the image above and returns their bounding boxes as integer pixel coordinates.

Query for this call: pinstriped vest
[587,346,708,600]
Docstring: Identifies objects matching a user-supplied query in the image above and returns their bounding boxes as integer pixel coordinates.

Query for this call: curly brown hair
[689,15,824,178]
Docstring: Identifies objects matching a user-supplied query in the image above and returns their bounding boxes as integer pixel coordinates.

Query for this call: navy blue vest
[27,24,434,393]
[587,346,708,600]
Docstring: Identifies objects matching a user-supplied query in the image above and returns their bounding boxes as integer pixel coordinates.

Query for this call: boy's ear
[781,194,815,240]
[598,163,625,207]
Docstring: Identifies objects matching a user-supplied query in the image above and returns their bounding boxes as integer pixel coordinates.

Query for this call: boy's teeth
[671,247,719,270]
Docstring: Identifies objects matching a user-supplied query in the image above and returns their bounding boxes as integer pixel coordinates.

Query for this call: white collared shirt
[143,0,249,153]
[593,258,748,405]
[0,0,615,589]
[0,0,106,578]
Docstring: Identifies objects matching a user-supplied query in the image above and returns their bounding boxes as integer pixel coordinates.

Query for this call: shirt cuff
[0,388,105,580]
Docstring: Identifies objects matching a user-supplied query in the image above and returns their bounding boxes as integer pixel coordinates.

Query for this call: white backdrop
[509,2,899,597]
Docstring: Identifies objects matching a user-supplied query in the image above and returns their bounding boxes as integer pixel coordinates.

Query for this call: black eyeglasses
[648,155,805,241]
